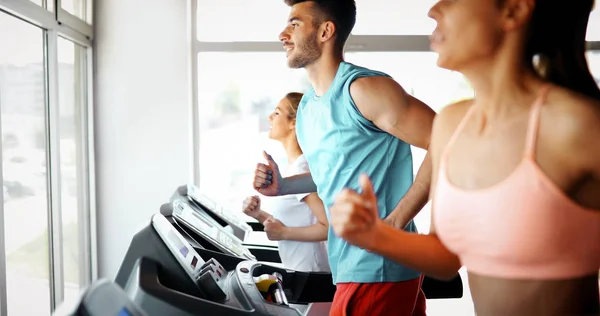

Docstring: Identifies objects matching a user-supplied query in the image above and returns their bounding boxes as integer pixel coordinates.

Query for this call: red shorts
[329,276,426,316]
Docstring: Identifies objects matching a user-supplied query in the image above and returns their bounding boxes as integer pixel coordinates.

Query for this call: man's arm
[389,153,432,228]
[281,172,318,195]
[350,76,436,228]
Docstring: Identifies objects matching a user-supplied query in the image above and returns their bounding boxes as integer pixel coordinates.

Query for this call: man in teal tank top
[253,1,436,315]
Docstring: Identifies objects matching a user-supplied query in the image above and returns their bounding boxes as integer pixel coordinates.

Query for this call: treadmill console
[151,214,229,301]
[184,184,253,241]
[52,279,147,316]
[171,199,256,261]
[117,213,334,315]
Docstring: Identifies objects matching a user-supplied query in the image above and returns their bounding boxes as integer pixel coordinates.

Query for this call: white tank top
[263,155,330,272]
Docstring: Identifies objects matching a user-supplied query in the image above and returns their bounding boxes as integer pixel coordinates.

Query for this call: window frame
[0,0,95,314]
[56,0,92,36]
[1,0,92,38]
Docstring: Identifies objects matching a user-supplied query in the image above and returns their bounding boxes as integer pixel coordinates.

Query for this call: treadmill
[169,184,464,300]
[156,196,336,314]
[53,279,148,316]
[116,213,335,315]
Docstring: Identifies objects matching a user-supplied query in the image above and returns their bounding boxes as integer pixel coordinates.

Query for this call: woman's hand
[264,216,288,241]
[242,195,262,219]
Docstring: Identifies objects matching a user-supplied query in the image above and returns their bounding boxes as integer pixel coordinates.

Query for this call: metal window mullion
[45,29,65,311]
[0,0,55,27]
[55,0,61,25]
[53,0,58,23]
[190,0,200,186]
[0,80,8,316]
[56,6,92,39]
[195,37,600,53]
[194,35,434,53]
[73,39,86,289]
[85,44,98,283]
[75,43,93,288]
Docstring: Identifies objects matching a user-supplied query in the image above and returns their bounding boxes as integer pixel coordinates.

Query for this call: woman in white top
[243,92,330,273]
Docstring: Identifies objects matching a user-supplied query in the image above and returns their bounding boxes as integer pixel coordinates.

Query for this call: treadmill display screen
[189,186,217,211]
[189,211,218,237]
[179,246,189,258]
[192,211,211,228]
[173,201,218,238]
[117,308,132,316]
[188,186,250,231]
[168,230,188,259]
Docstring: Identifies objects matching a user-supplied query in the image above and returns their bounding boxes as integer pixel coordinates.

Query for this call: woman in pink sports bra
[329,0,600,315]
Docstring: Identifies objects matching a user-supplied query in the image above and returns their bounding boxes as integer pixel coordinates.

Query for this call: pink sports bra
[433,86,600,280]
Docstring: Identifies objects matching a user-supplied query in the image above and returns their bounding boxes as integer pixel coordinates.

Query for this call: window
[196,52,472,237]
[28,0,54,11]
[197,52,308,206]
[61,0,92,23]
[1,3,94,313]
[587,51,600,82]
[588,7,600,41]
[196,0,598,41]
[196,0,438,42]
[353,0,438,35]
[0,13,51,316]
[196,0,290,42]
[57,36,88,304]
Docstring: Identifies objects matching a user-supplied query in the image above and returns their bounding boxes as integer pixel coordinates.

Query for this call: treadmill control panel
[172,200,256,261]
[186,184,253,241]
[152,213,205,278]
[151,214,228,302]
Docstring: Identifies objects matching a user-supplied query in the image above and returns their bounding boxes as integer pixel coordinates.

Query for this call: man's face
[279,2,322,68]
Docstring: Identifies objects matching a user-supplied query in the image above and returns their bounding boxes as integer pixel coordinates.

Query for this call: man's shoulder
[340,61,391,79]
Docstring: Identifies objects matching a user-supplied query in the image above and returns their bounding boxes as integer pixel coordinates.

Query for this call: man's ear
[318,21,336,43]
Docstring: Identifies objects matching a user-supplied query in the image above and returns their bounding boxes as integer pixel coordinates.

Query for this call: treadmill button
[240,267,249,273]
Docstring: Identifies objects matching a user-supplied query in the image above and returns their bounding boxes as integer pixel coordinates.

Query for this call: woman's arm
[282,193,328,242]
[253,210,272,224]
[363,222,461,280]
[242,195,272,223]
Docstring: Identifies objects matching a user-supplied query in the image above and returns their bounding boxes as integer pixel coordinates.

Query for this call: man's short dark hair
[284,0,356,50]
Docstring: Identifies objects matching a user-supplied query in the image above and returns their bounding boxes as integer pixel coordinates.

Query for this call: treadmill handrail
[247,222,265,232]
[243,244,278,250]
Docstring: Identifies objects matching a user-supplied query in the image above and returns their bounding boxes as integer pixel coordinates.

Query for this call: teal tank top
[296,61,421,284]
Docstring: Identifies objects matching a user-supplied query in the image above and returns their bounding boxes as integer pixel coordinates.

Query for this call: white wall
[94,0,193,278]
